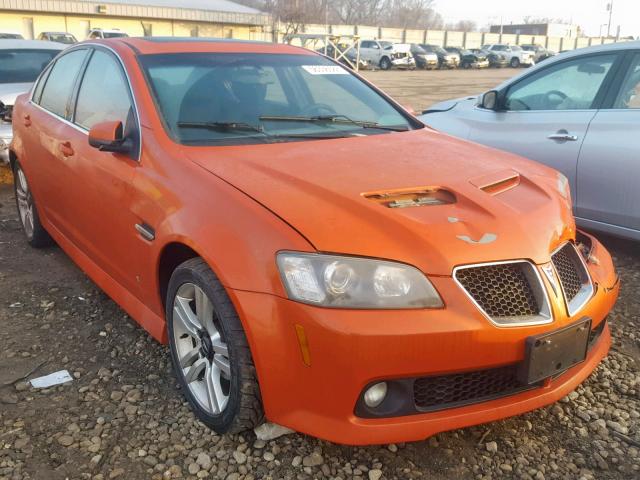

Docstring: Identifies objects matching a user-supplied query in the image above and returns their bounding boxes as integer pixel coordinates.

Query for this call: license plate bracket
[518,318,591,385]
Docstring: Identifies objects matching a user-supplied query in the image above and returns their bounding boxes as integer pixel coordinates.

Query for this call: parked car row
[356,40,555,70]
[0,28,128,44]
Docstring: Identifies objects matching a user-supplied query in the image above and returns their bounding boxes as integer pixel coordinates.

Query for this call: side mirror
[88,120,132,154]
[481,90,499,110]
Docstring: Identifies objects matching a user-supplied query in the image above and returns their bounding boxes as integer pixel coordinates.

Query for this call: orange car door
[59,47,145,295]
[25,48,90,238]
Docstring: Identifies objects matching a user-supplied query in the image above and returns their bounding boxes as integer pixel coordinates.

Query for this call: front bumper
[391,57,416,69]
[231,233,618,445]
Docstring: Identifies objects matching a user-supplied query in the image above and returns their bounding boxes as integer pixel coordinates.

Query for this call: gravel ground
[1,69,639,480]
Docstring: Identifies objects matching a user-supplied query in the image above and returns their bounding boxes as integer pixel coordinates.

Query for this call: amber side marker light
[295,324,312,366]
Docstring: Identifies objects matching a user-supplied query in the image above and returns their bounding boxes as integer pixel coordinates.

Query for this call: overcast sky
[435,0,639,38]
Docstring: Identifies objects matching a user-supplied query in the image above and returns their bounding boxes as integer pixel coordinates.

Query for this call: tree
[446,20,477,32]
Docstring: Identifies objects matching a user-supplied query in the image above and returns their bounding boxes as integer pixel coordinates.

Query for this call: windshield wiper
[259,115,409,132]
[177,121,268,135]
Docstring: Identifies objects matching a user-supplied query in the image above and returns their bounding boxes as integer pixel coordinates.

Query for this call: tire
[379,57,391,70]
[510,57,520,68]
[12,161,53,248]
[462,62,471,69]
[166,258,264,434]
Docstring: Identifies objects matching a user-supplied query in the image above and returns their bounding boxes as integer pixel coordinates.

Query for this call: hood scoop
[470,170,520,195]
[363,187,456,209]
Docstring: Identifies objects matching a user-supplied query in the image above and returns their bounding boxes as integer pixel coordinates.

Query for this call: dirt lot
[362,68,517,111]
[1,69,639,480]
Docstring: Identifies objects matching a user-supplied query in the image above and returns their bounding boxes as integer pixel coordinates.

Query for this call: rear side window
[39,49,87,118]
[613,53,640,109]
[74,50,133,130]
[32,64,52,104]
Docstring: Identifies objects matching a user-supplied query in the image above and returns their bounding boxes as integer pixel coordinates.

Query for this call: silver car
[0,40,64,164]
[420,41,640,241]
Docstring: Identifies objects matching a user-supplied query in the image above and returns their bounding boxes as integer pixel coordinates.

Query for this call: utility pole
[606,1,614,37]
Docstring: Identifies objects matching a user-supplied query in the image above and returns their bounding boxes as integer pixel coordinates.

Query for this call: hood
[0,83,32,106]
[185,129,574,275]
[422,96,476,113]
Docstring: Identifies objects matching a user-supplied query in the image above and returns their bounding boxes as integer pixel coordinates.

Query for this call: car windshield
[379,41,393,50]
[511,45,522,51]
[141,52,414,145]
[0,49,59,84]
[47,33,75,44]
[411,45,426,54]
[433,46,448,55]
[103,32,128,38]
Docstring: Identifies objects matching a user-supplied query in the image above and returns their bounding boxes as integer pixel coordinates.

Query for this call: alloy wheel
[15,166,34,239]
[172,283,231,415]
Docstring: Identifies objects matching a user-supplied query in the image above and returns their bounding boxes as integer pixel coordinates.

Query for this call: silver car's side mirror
[481,90,499,110]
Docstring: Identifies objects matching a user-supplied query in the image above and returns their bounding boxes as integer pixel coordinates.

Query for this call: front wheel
[510,57,520,68]
[166,258,264,434]
[12,161,53,248]
[379,57,391,70]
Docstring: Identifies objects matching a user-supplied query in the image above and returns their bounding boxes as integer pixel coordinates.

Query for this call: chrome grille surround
[453,260,553,327]
[551,242,594,316]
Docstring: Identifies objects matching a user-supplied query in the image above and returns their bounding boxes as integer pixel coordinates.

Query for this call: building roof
[75,0,261,14]
[0,0,269,26]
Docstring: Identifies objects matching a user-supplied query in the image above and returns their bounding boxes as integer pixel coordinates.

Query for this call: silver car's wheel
[15,166,34,240]
[172,282,231,415]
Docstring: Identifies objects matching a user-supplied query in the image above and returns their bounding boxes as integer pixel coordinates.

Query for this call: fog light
[364,382,388,408]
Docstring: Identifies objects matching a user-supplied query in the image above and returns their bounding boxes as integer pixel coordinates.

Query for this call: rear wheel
[166,258,264,434]
[13,161,52,248]
[379,57,391,70]
[510,57,520,68]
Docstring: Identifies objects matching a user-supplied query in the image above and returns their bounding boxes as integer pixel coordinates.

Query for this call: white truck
[359,40,415,70]
[482,44,535,68]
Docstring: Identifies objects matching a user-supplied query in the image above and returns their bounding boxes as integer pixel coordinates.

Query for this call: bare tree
[446,20,477,32]
[236,0,445,31]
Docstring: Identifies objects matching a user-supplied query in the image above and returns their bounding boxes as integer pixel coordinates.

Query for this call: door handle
[59,141,74,157]
[23,114,31,127]
[547,132,578,142]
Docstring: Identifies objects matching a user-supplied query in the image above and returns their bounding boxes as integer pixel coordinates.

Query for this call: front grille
[455,262,542,320]
[552,244,583,302]
[413,365,533,411]
[551,243,593,315]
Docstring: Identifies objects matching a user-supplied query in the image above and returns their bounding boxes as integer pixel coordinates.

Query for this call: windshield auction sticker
[302,65,348,75]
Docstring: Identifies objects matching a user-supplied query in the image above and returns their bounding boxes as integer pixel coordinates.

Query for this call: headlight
[276,252,443,309]
[557,172,572,204]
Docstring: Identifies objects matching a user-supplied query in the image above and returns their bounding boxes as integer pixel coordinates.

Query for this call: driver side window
[505,54,616,111]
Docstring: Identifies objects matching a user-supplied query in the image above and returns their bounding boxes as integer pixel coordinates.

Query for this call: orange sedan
[9,38,619,445]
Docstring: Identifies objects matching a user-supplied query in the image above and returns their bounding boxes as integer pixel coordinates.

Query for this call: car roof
[42,31,74,35]
[0,39,66,50]
[93,37,315,56]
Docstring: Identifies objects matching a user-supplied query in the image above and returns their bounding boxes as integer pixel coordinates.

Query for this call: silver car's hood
[0,83,32,106]
[422,96,477,114]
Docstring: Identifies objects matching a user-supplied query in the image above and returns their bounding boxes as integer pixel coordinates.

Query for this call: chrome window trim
[30,42,142,162]
[453,259,554,328]
[550,242,595,317]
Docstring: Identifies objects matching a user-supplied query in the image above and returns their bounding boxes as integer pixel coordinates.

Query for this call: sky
[436,0,640,38]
